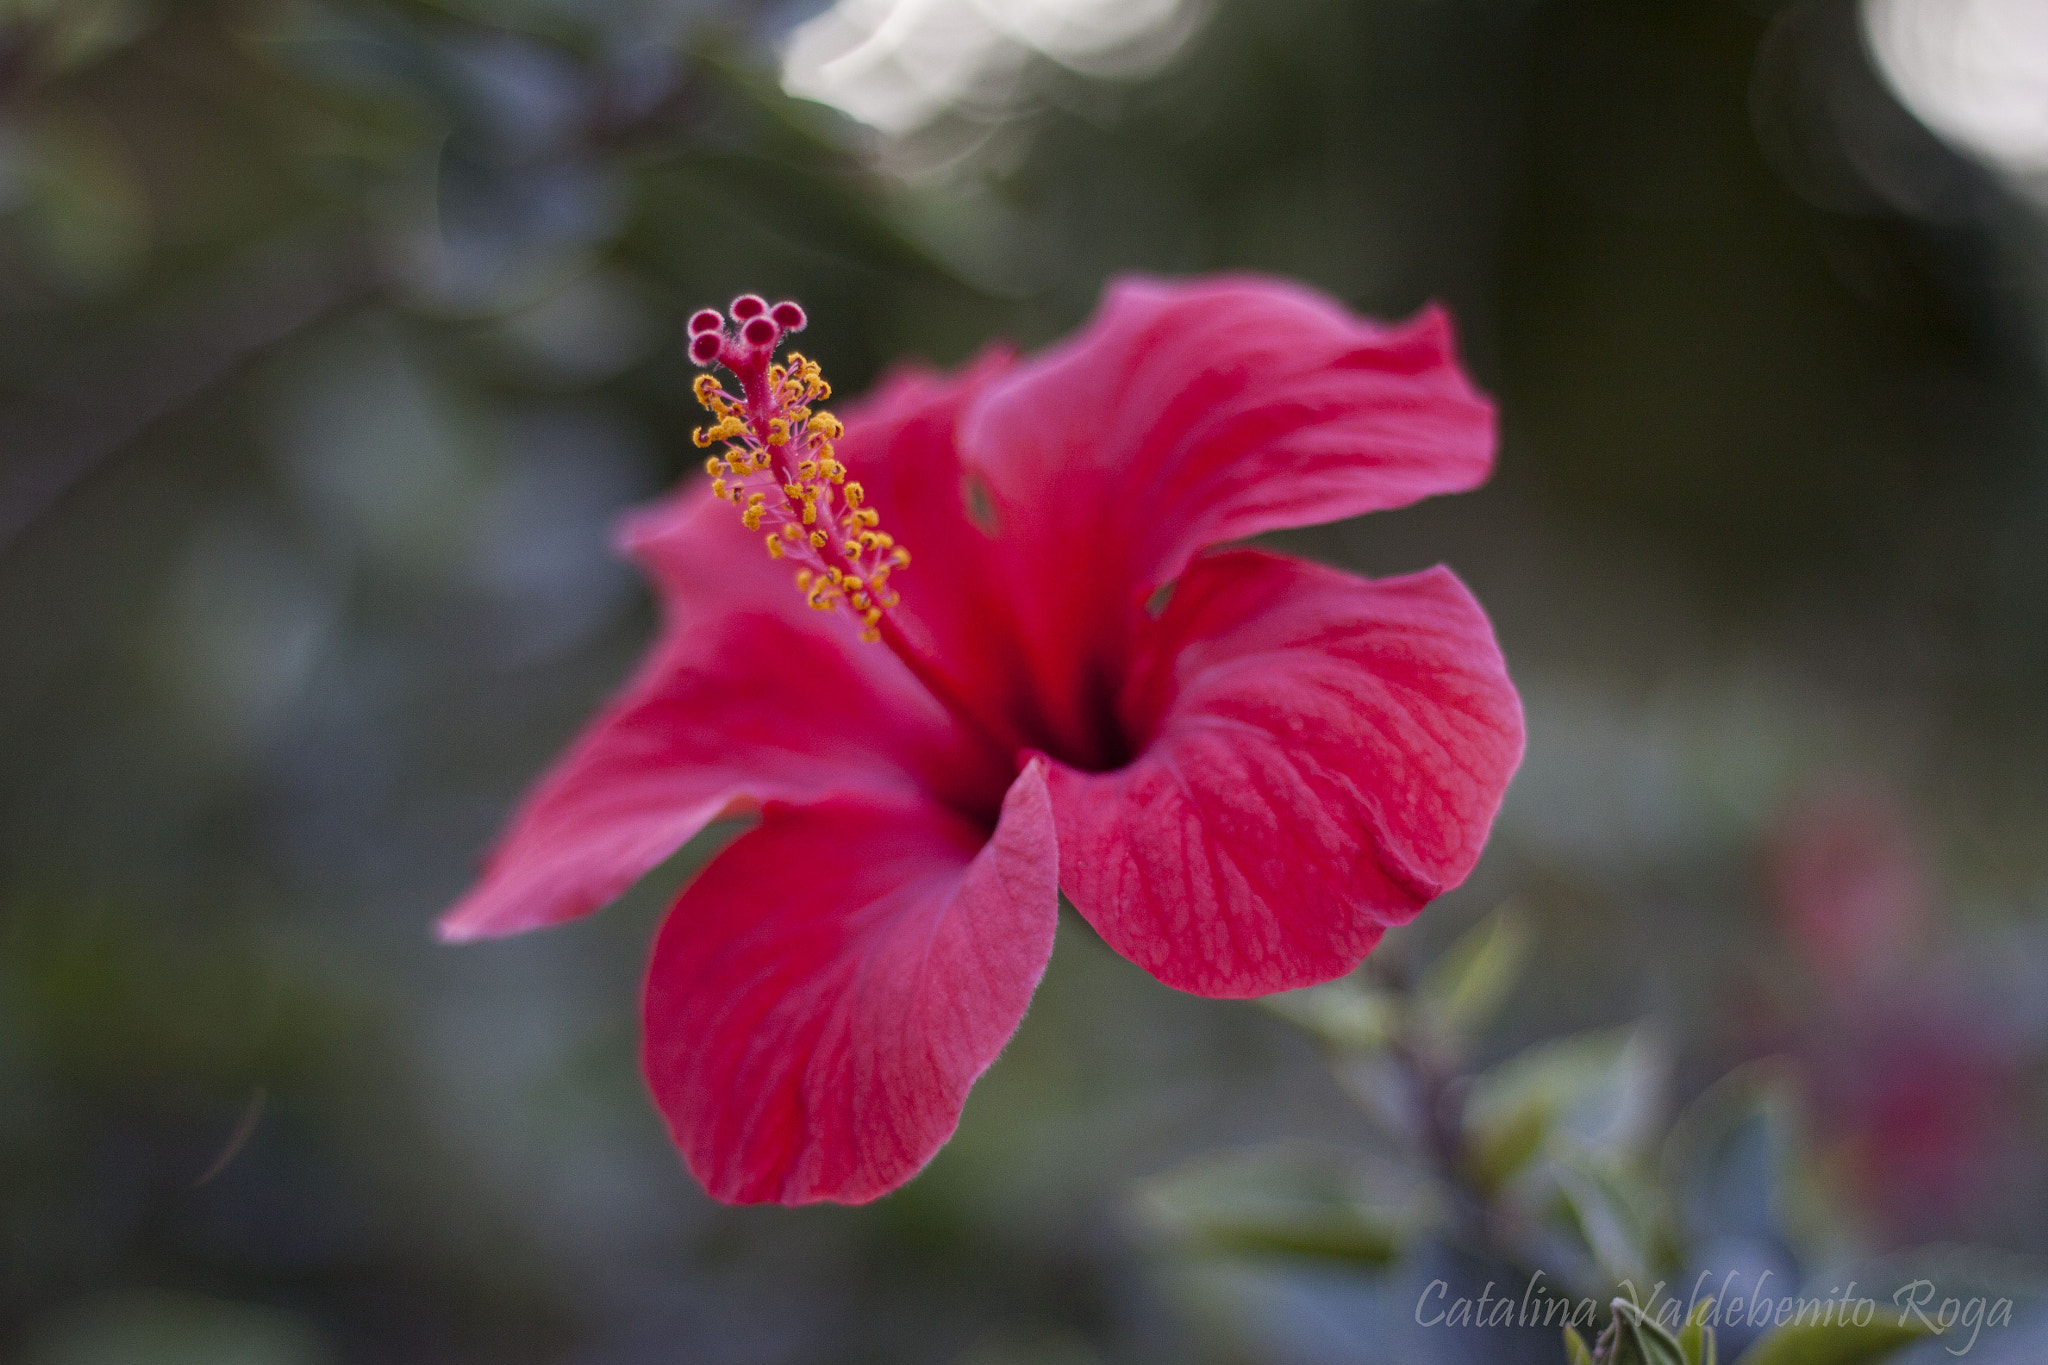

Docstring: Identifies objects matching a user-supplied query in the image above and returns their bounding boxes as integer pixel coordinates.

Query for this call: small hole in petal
[959,471,999,534]
[1143,579,1176,619]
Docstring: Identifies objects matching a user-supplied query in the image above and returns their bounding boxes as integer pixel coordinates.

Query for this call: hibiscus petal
[643,762,1058,1205]
[1044,550,1523,998]
[961,273,1496,606]
[438,489,994,943]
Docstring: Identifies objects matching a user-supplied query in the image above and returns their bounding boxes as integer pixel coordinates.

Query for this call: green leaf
[1611,1298,1690,1365]
[1732,1318,1931,1365]
[1131,1143,1426,1267]
[1467,1097,1550,1192]
[1564,1325,1597,1365]
[1468,1026,1668,1173]
[1681,1297,1718,1365]
[1661,1060,1832,1255]
[1415,901,1530,1047]
[1262,976,1399,1053]
[1555,1165,1660,1287]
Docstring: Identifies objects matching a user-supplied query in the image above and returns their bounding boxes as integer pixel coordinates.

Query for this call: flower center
[689,296,909,645]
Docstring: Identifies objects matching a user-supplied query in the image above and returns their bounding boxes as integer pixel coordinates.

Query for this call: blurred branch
[0,231,374,554]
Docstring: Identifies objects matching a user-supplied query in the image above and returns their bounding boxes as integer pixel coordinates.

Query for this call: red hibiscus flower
[440,276,1524,1205]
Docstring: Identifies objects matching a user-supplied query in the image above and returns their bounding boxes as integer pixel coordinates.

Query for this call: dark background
[2,1,2045,1361]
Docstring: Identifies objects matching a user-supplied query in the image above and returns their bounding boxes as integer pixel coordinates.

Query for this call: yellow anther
[859,627,879,643]
[695,324,905,644]
[698,415,744,446]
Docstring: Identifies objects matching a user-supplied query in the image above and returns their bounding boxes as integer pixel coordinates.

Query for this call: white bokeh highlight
[782,0,1201,137]
[1863,0,2048,197]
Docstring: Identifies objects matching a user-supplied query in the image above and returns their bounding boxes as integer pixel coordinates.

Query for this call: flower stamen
[689,297,907,644]
[684,293,1026,772]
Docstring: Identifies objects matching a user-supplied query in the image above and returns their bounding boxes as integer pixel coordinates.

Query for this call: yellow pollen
[695,333,909,640]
